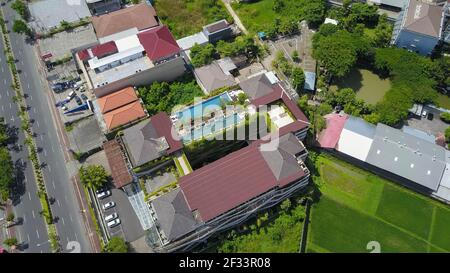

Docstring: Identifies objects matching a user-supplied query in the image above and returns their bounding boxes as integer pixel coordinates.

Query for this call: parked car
[107,218,121,228]
[62,105,68,111]
[73,81,84,89]
[97,190,111,199]
[422,110,427,118]
[95,187,107,194]
[74,95,82,105]
[427,113,434,120]
[80,94,88,101]
[51,83,64,92]
[105,213,118,222]
[66,91,76,101]
[102,201,115,210]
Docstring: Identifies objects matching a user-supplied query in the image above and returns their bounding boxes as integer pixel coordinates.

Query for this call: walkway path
[175,152,192,176]
[221,0,248,35]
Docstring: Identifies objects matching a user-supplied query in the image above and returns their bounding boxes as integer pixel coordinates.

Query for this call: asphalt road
[1,3,91,252]
[0,22,50,253]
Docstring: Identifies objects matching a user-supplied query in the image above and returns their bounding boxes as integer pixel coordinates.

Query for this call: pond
[330,68,392,105]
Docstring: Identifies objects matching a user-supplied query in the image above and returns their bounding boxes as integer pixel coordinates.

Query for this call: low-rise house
[76,25,186,98]
[194,59,237,93]
[86,0,121,16]
[93,86,147,132]
[149,132,310,251]
[121,112,183,168]
[318,113,450,203]
[391,0,446,55]
[202,19,233,43]
[91,2,160,42]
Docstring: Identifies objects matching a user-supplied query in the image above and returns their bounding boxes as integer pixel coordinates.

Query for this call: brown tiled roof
[92,3,159,38]
[97,87,138,114]
[179,138,307,222]
[150,112,183,154]
[103,139,133,188]
[403,0,443,38]
[103,101,147,131]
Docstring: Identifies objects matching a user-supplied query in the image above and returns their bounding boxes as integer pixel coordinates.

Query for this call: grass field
[154,0,232,39]
[306,154,450,253]
[436,93,450,110]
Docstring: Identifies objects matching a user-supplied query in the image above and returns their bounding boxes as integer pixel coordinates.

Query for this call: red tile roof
[138,26,180,61]
[97,86,138,114]
[103,101,147,131]
[179,142,306,222]
[77,49,90,61]
[317,113,349,148]
[103,139,133,188]
[91,41,118,58]
[92,3,159,38]
[150,112,183,154]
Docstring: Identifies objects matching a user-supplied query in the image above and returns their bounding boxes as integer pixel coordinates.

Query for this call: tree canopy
[79,165,109,190]
[190,43,216,67]
[103,237,128,253]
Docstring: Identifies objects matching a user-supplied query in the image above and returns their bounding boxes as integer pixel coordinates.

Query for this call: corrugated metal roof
[103,139,133,188]
[344,116,376,139]
[365,123,447,191]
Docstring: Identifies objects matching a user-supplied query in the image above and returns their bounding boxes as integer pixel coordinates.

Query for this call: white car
[105,213,118,222]
[102,201,115,211]
[66,91,76,101]
[96,190,111,200]
[107,218,121,228]
[422,110,427,118]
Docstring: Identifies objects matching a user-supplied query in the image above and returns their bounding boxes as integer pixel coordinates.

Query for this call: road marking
[30,95,32,101]
[61,217,65,225]
[40,134,43,141]
[3,79,6,85]
[27,234,30,242]
[23,214,26,224]
[36,229,40,239]
[1,105,3,112]
[28,191,31,201]
[74,233,78,241]
[51,146,54,152]
[33,108,36,114]
[36,120,39,127]
[48,164,51,173]
[32,210,35,219]
[69,214,73,223]
[57,199,61,207]
[17,230,23,242]
[52,180,56,190]
[27,83,30,89]
[9,103,12,109]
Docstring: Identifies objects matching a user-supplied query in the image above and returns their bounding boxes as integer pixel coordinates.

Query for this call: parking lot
[94,185,145,242]
[405,105,449,137]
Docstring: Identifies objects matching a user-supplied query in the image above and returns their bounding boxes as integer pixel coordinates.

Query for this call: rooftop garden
[154,0,233,39]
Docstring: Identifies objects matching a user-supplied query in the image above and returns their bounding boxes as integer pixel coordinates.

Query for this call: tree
[6,212,15,222]
[291,66,305,91]
[79,165,108,190]
[0,148,13,202]
[445,126,450,143]
[440,112,450,124]
[60,20,70,30]
[190,43,216,67]
[237,93,248,105]
[11,0,28,20]
[3,237,18,248]
[12,20,31,36]
[292,50,299,62]
[103,237,128,253]
[303,0,326,28]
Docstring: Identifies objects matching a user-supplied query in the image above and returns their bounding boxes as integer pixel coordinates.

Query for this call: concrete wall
[94,56,187,97]
[394,30,439,56]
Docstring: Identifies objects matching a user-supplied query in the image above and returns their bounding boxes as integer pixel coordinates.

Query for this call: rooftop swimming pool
[172,92,246,143]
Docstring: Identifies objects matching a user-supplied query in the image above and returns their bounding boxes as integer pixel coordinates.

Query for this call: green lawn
[436,93,450,110]
[232,0,277,33]
[155,0,232,39]
[307,154,450,253]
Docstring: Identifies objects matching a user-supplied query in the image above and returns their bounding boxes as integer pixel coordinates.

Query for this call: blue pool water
[177,93,231,123]
[174,92,245,143]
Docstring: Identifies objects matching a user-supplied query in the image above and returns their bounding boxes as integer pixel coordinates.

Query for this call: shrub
[440,112,450,123]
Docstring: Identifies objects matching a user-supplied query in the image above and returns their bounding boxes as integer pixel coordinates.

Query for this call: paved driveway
[405,105,449,136]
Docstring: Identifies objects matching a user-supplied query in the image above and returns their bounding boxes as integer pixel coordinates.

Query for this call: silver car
[102,201,115,211]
